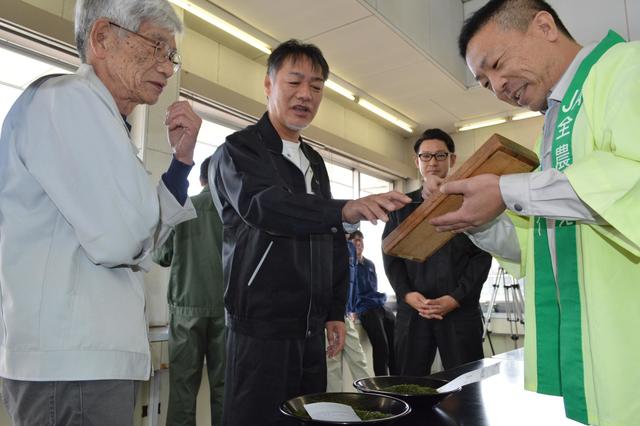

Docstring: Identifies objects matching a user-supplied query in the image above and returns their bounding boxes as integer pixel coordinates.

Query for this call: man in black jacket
[210,39,410,426]
[382,129,492,376]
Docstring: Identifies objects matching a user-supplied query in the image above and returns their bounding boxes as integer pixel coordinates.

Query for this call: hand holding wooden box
[382,134,539,262]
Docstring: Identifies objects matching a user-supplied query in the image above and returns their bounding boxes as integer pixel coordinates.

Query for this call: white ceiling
[204,0,511,134]
[205,0,639,135]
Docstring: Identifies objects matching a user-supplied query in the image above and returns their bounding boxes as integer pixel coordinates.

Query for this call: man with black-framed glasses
[382,128,492,377]
[0,0,202,425]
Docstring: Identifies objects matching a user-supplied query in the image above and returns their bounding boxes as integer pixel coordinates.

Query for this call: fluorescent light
[169,0,272,54]
[357,98,413,133]
[457,118,508,132]
[512,111,542,121]
[170,0,415,135]
[325,79,355,101]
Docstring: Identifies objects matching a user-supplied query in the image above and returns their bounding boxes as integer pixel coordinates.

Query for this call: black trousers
[360,306,396,376]
[395,304,484,376]
[222,329,326,426]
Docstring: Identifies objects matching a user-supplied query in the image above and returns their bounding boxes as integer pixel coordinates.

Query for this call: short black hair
[200,156,212,181]
[458,0,574,58]
[348,230,364,240]
[267,39,330,81]
[413,128,455,154]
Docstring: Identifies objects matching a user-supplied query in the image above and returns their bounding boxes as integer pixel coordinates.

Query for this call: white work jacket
[0,64,196,381]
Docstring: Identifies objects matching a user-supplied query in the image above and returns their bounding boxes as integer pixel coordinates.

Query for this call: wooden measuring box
[382,134,539,262]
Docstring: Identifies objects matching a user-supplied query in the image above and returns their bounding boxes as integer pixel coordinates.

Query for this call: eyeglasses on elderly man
[109,21,182,73]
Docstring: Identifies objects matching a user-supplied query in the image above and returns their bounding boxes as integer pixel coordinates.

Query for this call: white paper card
[437,361,501,393]
[303,402,362,421]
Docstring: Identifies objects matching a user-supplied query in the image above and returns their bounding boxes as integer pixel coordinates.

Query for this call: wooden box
[382,134,539,262]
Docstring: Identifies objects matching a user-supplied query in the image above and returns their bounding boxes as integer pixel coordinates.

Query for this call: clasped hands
[405,292,459,320]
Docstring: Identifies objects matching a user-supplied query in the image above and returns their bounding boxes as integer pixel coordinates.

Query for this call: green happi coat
[506,35,640,426]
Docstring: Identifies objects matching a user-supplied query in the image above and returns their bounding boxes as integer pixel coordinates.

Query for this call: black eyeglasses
[417,151,450,162]
[109,22,181,73]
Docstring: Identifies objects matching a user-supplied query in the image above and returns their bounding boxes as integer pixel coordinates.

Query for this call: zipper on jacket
[305,239,313,337]
[247,241,273,286]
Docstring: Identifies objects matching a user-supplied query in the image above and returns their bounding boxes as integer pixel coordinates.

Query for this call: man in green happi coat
[427,0,639,425]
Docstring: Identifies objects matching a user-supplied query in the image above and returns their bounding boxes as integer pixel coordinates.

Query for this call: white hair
[75,0,183,63]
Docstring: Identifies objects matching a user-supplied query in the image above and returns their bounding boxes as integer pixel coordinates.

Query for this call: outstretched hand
[429,174,505,233]
[342,191,411,225]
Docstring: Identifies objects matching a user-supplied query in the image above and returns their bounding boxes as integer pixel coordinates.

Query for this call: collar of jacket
[256,112,322,166]
[76,64,133,142]
[408,188,422,202]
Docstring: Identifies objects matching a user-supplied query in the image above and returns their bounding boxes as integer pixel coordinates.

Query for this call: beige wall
[452,116,544,163]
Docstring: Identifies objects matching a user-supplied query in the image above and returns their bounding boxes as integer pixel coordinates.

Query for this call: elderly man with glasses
[0,0,201,424]
[382,128,492,377]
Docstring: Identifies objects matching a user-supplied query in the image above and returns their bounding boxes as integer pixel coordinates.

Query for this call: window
[480,258,526,317]
[0,44,73,129]
[358,172,394,298]
[325,160,396,298]
[326,162,355,199]
[187,119,236,196]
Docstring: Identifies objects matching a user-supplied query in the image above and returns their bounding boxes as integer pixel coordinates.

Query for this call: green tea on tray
[354,409,392,420]
[383,384,439,395]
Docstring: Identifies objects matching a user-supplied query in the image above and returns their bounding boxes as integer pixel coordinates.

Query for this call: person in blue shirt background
[348,231,396,376]
[326,237,370,391]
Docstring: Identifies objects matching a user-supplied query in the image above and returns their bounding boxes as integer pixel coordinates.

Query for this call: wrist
[404,291,416,303]
[448,295,461,309]
[174,154,194,166]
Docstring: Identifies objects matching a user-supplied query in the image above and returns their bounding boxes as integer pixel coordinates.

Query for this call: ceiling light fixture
[170,0,414,135]
[325,79,356,101]
[357,98,414,133]
[457,118,508,132]
[168,0,272,54]
[512,111,542,121]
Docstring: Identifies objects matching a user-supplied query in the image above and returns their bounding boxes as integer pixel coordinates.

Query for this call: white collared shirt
[282,139,314,194]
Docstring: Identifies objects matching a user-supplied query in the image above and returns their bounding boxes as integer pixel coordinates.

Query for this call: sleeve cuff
[328,305,346,322]
[394,285,411,304]
[322,199,349,233]
[161,156,194,205]
[465,212,521,262]
[157,179,197,226]
[342,222,359,234]
[499,173,531,214]
[450,289,465,304]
